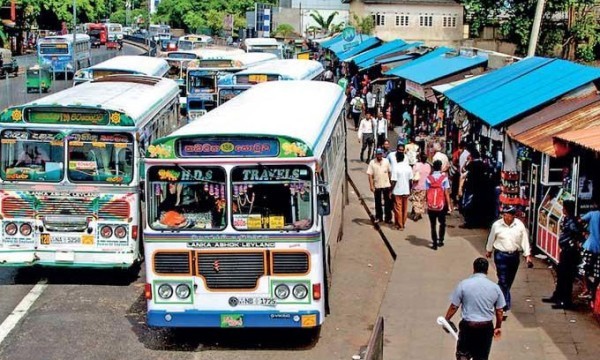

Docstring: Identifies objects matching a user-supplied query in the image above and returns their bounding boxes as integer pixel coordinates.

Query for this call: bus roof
[244,38,279,46]
[1,75,179,127]
[39,34,90,43]
[189,52,277,70]
[86,56,169,76]
[150,81,344,159]
[166,48,243,60]
[233,59,324,80]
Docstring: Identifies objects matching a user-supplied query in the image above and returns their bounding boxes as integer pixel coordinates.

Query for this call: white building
[345,0,465,46]
[150,0,161,14]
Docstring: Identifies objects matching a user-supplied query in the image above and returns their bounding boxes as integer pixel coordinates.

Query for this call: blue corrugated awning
[376,53,416,65]
[384,47,452,76]
[321,34,343,49]
[443,57,600,127]
[328,35,375,55]
[348,39,406,64]
[336,37,381,61]
[385,52,488,85]
[357,41,422,70]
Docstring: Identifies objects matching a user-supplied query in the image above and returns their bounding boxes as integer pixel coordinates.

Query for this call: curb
[347,173,397,260]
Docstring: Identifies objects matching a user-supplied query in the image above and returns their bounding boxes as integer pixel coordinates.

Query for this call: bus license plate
[237,297,276,306]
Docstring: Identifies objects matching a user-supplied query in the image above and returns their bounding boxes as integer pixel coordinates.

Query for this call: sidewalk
[345,121,600,360]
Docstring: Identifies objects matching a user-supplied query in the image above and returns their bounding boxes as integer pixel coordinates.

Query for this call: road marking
[0,280,48,345]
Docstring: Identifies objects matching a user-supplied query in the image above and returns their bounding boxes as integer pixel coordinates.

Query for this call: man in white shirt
[374,111,388,150]
[323,67,334,82]
[459,141,471,173]
[432,142,450,173]
[485,206,533,318]
[387,141,406,173]
[366,88,376,115]
[390,151,413,230]
[358,113,375,163]
[350,95,365,130]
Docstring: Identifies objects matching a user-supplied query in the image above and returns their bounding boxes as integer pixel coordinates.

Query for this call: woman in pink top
[410,152,432,221]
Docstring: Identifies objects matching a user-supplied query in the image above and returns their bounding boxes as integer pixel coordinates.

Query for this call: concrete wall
[273,8,350,37]
[350,1,464,45]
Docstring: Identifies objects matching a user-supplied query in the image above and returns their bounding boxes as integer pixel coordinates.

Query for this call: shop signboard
[405,80,426,101]
[340,26,358,52]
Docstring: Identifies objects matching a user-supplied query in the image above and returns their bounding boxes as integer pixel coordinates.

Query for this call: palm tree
[351,12,375,35]
[309,10,339,35]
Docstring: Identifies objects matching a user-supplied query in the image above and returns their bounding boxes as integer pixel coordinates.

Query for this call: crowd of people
[331,58,600,359]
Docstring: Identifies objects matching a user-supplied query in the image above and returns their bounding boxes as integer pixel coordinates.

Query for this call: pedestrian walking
[485,205,533,319]
[366,87,376,115]
[381,139,392,157]
[374,111,388,149]
[578,205,600,303]
[542,200,582,309]
[350,94,365,130]
[367,148,392,224]
[426,160,451,250]
[409,152,431,222]
[390,151,413,230]
[323,67,334,82]
[387,141,405,173]
[444,258,505,360]
[358,113,375,163]
[432,142,450,173]
[405,136,420,166]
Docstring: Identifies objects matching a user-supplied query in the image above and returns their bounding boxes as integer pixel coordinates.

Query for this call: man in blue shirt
[444,258,505,360]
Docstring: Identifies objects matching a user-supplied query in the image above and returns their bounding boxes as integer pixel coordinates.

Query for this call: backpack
[426,174,447,211]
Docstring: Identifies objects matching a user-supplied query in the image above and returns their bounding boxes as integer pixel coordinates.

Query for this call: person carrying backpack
[426,160,452,250]
[350,94,365,130]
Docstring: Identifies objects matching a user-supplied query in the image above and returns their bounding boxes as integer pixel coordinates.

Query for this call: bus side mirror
[317,183,330,216]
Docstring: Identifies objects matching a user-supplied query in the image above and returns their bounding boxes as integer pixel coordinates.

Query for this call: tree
[309,10,339,35]
[350,12,374,35]
[275,23,295,38]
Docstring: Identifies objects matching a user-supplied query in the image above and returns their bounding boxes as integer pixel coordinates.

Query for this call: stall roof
[327,35,377,56]
[377,53,416,65]
[384,46,452,76]
[321,34,342,49]
[346,39,406,64]
[358,42,423,70]
[507,98,600,156]
[336,37,382,61]
[443,57,600,128]
[554,126,600,153]
[432,75,481,93]
[384,51,487,85]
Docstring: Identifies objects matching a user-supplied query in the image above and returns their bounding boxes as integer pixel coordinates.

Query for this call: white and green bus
[143,80,346,329]
[0,75,181,268]
[217,59,324,106]
[186,52,277,121]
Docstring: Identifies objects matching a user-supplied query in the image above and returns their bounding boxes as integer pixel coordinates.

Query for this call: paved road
[0,190,393,359]
[0,44,145,110]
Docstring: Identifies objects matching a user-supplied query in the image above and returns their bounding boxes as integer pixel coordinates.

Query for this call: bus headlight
[114,226,127,239]
[4,222,17,236]
[175,284,191,299]
[19,223,32,236]
[100,226,113,238]
[157,284,173,299]
[274,284,290,299]
[292,284,309,299]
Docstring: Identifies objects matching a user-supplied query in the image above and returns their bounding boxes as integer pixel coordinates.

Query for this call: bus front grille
[272,252,310,275]
[98,199,130,220]
[38,198,91,216]
[197,252,265,290]
[154,252,191,275]
[1,197,35,218]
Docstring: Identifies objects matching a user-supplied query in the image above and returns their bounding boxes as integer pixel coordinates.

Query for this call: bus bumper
[147,310,321,328]
[0,250,137,268]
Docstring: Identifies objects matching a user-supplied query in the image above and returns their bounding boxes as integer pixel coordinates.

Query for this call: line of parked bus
[0,56,340,331]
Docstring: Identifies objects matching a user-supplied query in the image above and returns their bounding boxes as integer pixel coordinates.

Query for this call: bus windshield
[0,130,64,182]
[67,132,134,185]
[148,166,227,230]
[178,41,197,51]
[39,43,69,55]
[231,165,313,231]
[108,24,122,32]
[188,70,217,92]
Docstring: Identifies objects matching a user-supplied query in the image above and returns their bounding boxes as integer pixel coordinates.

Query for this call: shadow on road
[125,293,320,352]
[0,264,140,286]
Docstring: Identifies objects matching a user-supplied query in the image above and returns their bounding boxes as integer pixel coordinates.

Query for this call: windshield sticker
[281,141,308,157]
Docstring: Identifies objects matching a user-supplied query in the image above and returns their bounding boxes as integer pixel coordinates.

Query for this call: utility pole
[73,0,77,74]
[527,0,546,57]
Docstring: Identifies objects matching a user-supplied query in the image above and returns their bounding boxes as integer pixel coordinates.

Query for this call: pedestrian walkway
[344,121,600,360]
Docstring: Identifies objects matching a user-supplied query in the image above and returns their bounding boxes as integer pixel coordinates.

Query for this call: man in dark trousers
[486,205,533,320]
[444,258,505,360]
[426,160,452,250]
[542,199,582,309]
